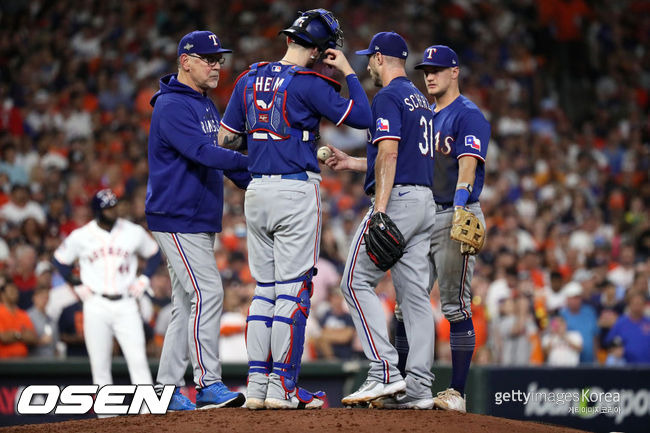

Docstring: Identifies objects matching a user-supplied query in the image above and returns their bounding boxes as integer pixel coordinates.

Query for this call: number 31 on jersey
[418,115,452,157]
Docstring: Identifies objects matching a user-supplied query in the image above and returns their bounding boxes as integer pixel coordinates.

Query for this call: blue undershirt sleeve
[224,169,252,190]
[342,74,373,129]
[142,251,162,278]
[52,258,81,286]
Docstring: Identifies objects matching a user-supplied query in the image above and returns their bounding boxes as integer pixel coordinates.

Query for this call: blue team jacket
[146,74,250,234]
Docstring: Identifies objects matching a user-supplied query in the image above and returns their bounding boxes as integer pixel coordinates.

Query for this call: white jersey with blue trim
[430,94,490,204]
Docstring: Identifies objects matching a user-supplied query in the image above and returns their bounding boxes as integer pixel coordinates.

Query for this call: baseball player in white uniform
[53,189,161,392]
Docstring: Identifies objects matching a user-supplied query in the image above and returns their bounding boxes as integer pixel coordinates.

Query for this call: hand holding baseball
[317,146,333,162]
[323,144,366,172]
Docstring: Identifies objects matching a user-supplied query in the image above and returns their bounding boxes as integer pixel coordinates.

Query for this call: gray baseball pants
[341,185,436,399]
[153,232,224,389]
[244,175,322,401]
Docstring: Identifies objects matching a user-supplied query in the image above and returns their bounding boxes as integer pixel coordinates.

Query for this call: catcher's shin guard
[271,269,324,405]
[246,282,276,397]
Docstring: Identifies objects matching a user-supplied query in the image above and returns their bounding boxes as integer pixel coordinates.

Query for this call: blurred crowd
[1,0,649,368]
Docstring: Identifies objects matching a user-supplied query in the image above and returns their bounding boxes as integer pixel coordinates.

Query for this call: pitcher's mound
[2,408,589,433]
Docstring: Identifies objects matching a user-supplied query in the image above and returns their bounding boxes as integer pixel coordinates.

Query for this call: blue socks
[394,318,409,378]
[396,316,474,393]
[449,318,475,395]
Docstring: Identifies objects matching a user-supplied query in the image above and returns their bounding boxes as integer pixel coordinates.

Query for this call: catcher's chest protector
[244,63,310,143]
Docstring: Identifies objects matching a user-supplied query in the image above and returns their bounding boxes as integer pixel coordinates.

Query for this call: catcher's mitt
[450,207,485,255]
[364,212,405,271]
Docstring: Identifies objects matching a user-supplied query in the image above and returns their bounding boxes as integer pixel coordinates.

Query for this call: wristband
[453,187,470,208]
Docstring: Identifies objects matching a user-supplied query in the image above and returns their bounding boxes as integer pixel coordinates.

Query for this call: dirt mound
[2,408,589,433]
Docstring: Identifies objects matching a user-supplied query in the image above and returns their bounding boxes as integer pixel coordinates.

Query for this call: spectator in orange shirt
[549,0,591,43]
[0,278,37,358]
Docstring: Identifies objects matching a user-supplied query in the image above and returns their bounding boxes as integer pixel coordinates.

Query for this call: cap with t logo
[414,45,459,69]
[177,31,232,57]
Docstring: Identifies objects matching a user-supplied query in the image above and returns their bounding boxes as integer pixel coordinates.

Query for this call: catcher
[325,32,437,409]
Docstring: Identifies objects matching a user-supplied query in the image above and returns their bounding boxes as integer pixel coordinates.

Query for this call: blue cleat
[168,388,196,411]
[196,382,245,409]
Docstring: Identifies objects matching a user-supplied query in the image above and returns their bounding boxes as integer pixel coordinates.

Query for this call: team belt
[97,293,123,301]
[436,200,477,211]
[366,183,423,196]
[252,172,308,181]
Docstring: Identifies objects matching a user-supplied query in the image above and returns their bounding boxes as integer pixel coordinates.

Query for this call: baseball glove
[364,212,405,271]
[450,207,485,255]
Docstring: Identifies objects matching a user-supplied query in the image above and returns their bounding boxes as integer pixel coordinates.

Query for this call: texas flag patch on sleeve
[376,118,390,132]
[465,135,481,150]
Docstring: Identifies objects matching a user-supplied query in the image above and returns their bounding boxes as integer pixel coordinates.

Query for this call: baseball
[317,146,332,162]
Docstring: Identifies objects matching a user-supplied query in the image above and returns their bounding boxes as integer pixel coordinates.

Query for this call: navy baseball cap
[355,32,408,59]
[414,45,459,69]
[177,31,232,57]
[91,189,118,216]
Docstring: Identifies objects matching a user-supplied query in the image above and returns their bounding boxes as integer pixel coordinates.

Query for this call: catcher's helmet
[280,9,343,51]
[91,188,118,217]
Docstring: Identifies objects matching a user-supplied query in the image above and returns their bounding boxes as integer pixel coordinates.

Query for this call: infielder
[325,32,437,409]
[401,45,490,412]
[219,9,372,409]
[146,30,250,411]
[52,189,161,392]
